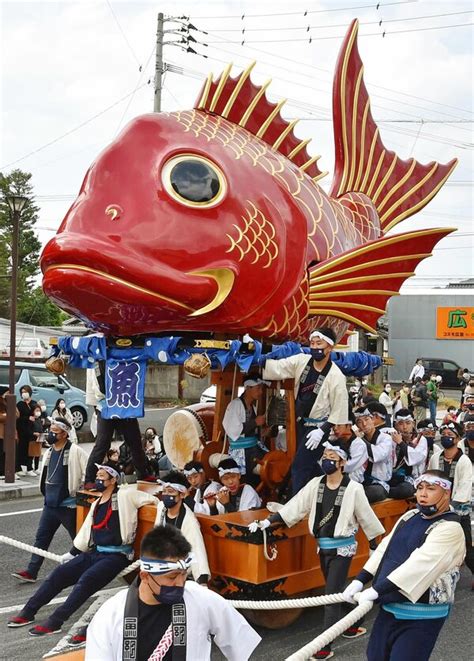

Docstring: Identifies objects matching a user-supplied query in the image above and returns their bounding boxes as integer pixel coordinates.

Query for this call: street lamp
[3,194,28,483]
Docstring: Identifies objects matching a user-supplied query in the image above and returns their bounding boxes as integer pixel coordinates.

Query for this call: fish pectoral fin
[187,268,235,317]
[308,227,455,333]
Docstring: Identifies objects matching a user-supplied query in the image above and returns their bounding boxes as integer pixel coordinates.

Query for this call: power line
[105,0,141,67]
[0,83,149,170]
[206,21,474,43]
[214,10,473,32]
[200,29,473,117]
[192,1,417,20]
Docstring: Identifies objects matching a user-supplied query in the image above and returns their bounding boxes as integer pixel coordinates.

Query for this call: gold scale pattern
[169,109,381,340]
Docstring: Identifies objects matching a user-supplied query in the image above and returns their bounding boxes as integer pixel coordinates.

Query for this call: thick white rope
[0,535,139,579]
[229,593,345,610]
[285,600,374,661]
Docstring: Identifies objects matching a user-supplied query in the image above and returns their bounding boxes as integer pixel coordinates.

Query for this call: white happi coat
[363,509,465,604]
[215,483,262,514]
[278,476,385,553]
[391,434,429,481]
[263,355,348,425]
[40,441,88,499]
[85,581,261,661]
[364,429,393,487]
[223,397,258,441]
[344,436,368,483]
[193,480,222,515]
[154,501,210,580]
[428,451,472,504]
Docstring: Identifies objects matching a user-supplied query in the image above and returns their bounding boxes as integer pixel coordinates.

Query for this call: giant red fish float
[40,20,456,341]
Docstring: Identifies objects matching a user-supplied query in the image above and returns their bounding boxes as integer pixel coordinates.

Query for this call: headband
[158,480,188,494]
[354,409,372,418]
[183,468,204,477]
[218,467,241,477]
[243,378,270,388]
[140,554,194,575]
[51,419,70,433]
[414,474,452,491]
[395,414,414,422]
[439,422,459,433]
[309,330,335,346]
[95,463,120,480]
[322,441,348,460]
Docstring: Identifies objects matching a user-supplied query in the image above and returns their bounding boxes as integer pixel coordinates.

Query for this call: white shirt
[216,483,262,514]
[379,391,394,415]
[85,581,261,661]
[344,436,368,483]
[409,363,425,382]
[223,397,257,441]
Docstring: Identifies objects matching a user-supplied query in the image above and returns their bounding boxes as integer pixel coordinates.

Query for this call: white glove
[305,427,324,450]
[59,552,75,565]
[248,519,271,533]
[342,579,364,604]
[357,587,379,603]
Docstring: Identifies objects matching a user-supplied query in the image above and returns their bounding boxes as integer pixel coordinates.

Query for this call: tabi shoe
[313,648,334,659]
[11,570,37,583]
[29,622,62,637]
[8,615,35,628]
[342,626,367,639]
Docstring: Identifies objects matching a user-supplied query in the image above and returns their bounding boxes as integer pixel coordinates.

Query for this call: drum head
[163,409,205,468]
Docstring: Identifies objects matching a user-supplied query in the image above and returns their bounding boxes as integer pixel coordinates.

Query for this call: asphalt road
[0,496,472,661]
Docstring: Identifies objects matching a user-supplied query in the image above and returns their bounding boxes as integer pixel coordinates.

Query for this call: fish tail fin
[308,227,455,334]
[330,20,457,232]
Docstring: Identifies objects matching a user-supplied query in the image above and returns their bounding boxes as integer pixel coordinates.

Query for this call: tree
[0,168,65,325]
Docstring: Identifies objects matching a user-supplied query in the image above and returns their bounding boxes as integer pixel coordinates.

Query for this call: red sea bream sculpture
[41,20,456,341]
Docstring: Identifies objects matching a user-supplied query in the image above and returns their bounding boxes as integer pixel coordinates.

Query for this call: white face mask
[21,392,29,400]
[59,402,66,409]
[385,386,392,392]
[34,411,41,418]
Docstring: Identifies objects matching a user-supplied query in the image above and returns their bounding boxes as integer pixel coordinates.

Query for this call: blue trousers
[22,551,129,627]
[27,506,76,578]
[428,399,437,424]
[367,607,446,661]
[291,422,323,494]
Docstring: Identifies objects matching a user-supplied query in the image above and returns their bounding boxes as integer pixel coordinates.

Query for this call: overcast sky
[1,0,472,292]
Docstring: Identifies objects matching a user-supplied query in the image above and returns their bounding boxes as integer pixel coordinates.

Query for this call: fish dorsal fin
[194,62,324,180]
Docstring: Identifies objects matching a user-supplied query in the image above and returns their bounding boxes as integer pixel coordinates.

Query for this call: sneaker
[16,471,27,477]
[342,626,367,639]
[11,570,37,583]
[8,615,35,628]
[27,470,37,476]
[313,649,334,659]
[29,623,62,637]
[69,626,87,646]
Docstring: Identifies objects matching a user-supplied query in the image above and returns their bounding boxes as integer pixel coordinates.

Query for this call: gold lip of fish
[44,264,235,316]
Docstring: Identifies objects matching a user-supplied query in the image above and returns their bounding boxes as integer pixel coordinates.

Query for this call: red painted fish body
[41,21,456,341]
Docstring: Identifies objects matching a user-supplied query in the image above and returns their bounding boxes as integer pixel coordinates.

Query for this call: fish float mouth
[43,264,235,317]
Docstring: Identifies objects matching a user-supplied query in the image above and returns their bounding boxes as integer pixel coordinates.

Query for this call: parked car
[0,360,88,429]
[1,337,50,360]
[420,358,471,389]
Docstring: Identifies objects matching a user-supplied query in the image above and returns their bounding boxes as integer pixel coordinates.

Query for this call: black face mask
[440,436,455,449]
[321,459,339,475]
[47,431,57,444]
[311,348,326,362]
[149,576,184,604]
[95,479,109,492]
[466,430,474,442]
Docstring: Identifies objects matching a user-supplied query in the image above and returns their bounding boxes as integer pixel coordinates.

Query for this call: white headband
[243,378,270,388]
[354,409,372,418]
[183,468,203,477]
[51,419,70,433]
[439,423,459,434]
[95,463,120,480]
[218,467,241,477]
[322,441,348,460]
[158,480,188,494]
[414,474,451,491]
[140,554,194,575]
[395,414,414,422]
[309,330,335,346]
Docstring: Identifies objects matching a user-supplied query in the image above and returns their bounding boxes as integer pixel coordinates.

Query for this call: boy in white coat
[154,471,210,585]
[249,442,384,660]
[85,525,261,660]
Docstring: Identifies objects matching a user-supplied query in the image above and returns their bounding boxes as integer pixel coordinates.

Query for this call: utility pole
[154,12,164,112]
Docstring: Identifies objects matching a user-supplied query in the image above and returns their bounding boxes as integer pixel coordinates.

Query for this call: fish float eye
[162,154,226,208]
